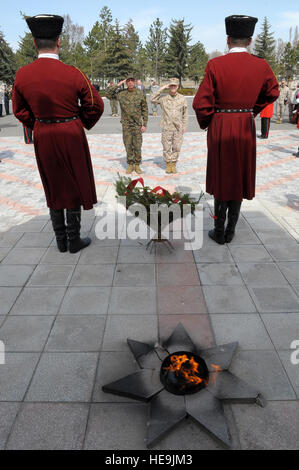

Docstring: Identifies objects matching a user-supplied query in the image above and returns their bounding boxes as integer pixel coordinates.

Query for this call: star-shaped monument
[102,323,265,448]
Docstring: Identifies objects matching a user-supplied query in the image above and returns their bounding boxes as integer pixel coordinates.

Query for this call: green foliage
[188,41,208,84]
[254,17,276,67]
[0,30,17,83]
[145,18,168,81]
[15,32,37,68]
[105,20,132,81]
[166,19,193,87]
[178,88,196,96]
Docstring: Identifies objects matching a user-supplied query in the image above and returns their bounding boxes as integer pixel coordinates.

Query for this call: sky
[1,0,299,53]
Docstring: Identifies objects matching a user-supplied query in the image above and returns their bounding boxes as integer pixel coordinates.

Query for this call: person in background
[150,81,160,116]
[258,102,273,139]
[23,124,33,144]
[0,82,4,117]
[136,79,146,95]
[105,81,119,117]
[276,80,290,124]
[4,84,11,115]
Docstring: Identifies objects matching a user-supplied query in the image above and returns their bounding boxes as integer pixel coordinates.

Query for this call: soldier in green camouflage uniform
[114,76,148,174]
[105,82,119,116]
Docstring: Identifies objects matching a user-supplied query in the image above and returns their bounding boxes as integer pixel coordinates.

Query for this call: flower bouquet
[115,175,203,251]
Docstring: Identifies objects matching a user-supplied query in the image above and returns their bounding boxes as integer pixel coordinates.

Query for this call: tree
[188,41,209,84]
[106,20,131,81]
[167,19,193,87]
[254,17,276,67]
[145,18,168,82]
[0,30,16,83]
[15,32,37,68]
[282,42,299,79]
[59,14,84,64]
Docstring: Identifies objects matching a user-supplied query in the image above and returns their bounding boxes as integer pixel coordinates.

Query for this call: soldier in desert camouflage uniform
[150,78,188,174]
[114,75,148,174]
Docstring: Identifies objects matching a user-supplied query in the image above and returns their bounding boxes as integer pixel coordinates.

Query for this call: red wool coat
[260,103,274,118]
[13,58,104,210]
[193,53,279,201]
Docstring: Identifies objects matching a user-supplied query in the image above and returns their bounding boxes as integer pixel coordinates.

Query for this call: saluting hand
[117,79,126,87]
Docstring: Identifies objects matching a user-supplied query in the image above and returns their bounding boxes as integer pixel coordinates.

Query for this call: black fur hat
[225,15,258,38]
[26,14,64,38]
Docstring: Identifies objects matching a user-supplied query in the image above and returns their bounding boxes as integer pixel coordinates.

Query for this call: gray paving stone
[113,264,156,286]
[59,287,110,315]
[202,286,256,313]
[92,351,140,403]
[2,247,47,265]
[232,401,299,449]
[261,313,299,350]
[89,234,120,247]
[27,265,74,287]
[9,220,47,232]
[193,245,233,263]
[210,314,274,350]
[249,286,299,312]
[0,353,40,401]
[277,262,299,285]
[40,247,80,265]
[45,315,105,352]
[0,403,20,450]
[70,264,115,286]
[117,246,155,264]
[6,403,89,450]
[108,287,156,314]
[228,229,261,245]
[102,315,158,351]
[0,315,5,327]
[278,351,299,398]
[229,245,273,263]
[265,243,299,261]
[78,246,118,265]
[0,247,11,262]
[0,316,54,351]
[0,265,34,287]
[255,229,296,245]
[84,403,147,450]
[10,287,66,315]
[246,217,283,231]
[15,233,54,248]
[197,263,243,286]
[238,263,288,287]
[26,353,98,402]
[0,287,22,314]
[230,350,296,400]
[0,232,23,248]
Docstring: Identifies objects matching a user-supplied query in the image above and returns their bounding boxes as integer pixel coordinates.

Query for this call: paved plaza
[0,109,298,449]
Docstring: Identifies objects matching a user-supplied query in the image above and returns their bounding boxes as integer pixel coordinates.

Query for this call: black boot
[224,201,242,243]
[208,199,228,245]
[49,208,67,253]
[66,207,91,253]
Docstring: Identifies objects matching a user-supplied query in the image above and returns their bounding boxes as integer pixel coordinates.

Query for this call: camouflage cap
[126,75,136,81]
[169,78,179,86]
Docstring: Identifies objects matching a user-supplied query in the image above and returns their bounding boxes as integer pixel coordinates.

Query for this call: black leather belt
[36,116,79,123]
[216,108,253,113]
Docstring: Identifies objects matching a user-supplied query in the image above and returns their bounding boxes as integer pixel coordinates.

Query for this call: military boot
[126,164,134,174]
[66,207,91,254]
[135,164,142,174]
[49,208,67,253]
[166,162,172,174]
[224,201,242,243]
[171,162,177,173]
[208,199,228,245]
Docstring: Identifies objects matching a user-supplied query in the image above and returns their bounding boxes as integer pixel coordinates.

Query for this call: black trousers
[4,96,9,114]
[261,117,271,138]
[23,125,33,144]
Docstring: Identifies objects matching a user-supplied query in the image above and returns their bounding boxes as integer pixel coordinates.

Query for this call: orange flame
[163,354,204,386]
[210,363,222,384]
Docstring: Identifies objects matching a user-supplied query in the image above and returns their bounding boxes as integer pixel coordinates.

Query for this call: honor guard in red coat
[193,15,279,244]
[13,15,104,253]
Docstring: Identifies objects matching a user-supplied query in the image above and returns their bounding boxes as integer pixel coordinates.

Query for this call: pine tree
[254,17,276,67]
[188,41,208,84]
[0,30,16,83]
[15,32,37,68]
[106,20,131,81]
[282,42,298,79]
[59,14,84,64]
[145,18,168,82]
[167,19,193,87]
